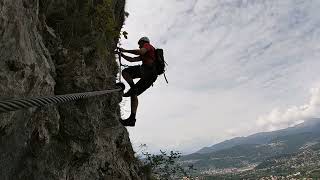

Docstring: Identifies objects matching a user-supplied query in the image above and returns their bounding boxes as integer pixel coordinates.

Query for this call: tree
[140,147,195,180]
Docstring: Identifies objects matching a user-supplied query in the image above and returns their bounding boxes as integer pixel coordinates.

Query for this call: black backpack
[154,48,168,83]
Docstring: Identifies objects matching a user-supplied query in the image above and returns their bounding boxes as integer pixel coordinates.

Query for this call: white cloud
[120,0,320,153]
[257,86,320,131]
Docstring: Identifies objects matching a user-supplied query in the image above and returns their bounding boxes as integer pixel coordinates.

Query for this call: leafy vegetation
[137,145,195,180]
[44,0,128,59]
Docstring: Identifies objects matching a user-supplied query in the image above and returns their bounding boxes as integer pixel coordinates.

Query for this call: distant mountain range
[181,118,320,176]
[197,118,320,154]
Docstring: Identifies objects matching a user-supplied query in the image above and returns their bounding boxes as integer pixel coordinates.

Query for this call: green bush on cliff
[93,0,118,40]
[46,0,121,58]
[91,0,119,58]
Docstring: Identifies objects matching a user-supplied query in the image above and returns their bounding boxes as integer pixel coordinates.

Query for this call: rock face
[0,0,144,179]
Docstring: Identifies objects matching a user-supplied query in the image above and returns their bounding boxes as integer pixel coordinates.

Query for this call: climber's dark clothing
[120,113,136,126]
[122,64,157,96]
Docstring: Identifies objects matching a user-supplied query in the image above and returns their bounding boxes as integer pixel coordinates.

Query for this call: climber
[118,37,157,126]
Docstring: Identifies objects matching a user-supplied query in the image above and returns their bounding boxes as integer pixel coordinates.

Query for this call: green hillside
[181,121,320,178]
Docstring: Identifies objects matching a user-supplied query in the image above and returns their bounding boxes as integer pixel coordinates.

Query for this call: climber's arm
[121,53,141,62]
[119,48,147,56]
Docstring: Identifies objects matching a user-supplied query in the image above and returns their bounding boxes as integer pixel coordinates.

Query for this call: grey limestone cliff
[0,0,144,179]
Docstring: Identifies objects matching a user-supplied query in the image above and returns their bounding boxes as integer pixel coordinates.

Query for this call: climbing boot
[120,116,136,127]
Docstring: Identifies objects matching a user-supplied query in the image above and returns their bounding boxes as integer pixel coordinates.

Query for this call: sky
[118,0,320,154]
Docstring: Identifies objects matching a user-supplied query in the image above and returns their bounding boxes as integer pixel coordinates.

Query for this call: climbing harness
[0,48,127,114]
